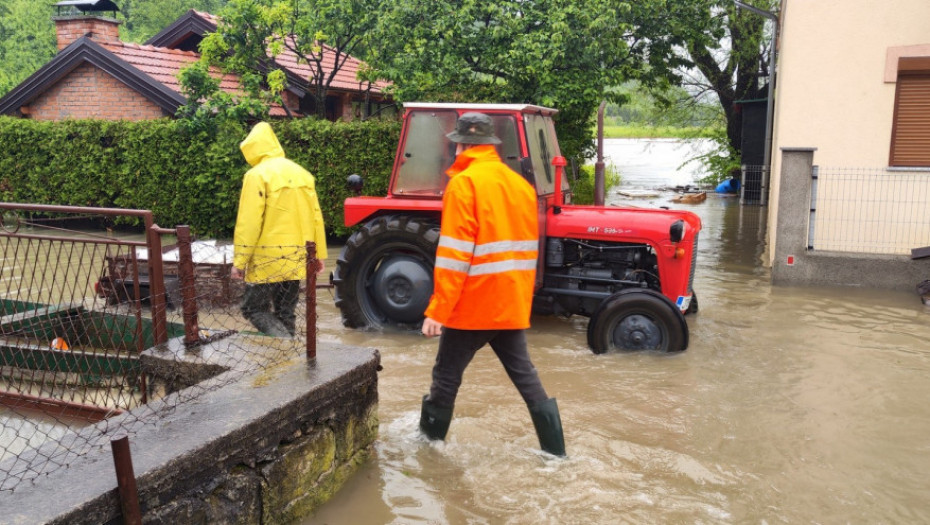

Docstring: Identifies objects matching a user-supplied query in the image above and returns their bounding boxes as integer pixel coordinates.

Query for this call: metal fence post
[808,165,819,250]
[739,164,747,205]
[110,436,142,525]
[176,226,200,345]
[305,241,317,361]
[145,218,169,346]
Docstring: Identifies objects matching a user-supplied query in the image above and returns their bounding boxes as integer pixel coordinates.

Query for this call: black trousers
[240,280,300,336]
[428,328,548,408]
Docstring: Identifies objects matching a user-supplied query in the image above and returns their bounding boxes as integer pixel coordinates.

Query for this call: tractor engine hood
[546,205,702,253]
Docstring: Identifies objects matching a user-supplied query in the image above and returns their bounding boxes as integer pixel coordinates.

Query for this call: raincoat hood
[240,122,286,167]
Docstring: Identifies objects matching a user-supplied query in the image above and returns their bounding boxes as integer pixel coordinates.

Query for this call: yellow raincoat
[233,122,327,284]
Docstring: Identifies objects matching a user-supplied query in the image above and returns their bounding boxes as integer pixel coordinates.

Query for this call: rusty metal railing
[0,202,324,494]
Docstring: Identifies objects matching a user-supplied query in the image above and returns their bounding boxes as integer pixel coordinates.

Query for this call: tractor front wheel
[586,289,689,354]
[333,215,439,330]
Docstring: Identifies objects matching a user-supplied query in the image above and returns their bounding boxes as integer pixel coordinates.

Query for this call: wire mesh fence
[0,204,321,492]
[808,167,930,255]
[740,164,768,205]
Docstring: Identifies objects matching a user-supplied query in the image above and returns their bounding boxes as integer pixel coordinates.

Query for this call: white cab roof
[402,102,558,115]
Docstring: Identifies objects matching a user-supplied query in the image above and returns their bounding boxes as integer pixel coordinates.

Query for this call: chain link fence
[0,204,321,492]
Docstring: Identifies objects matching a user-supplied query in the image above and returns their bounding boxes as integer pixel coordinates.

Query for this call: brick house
[0,3,393,121]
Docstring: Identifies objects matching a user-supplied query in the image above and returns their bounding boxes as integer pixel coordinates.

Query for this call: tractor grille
[689,232,699,293]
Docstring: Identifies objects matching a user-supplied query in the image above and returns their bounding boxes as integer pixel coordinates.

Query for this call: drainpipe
[595,101,607,206]
[734,0,778,206]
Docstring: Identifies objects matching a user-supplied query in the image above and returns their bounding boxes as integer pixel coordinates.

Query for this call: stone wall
[0,341,380,524]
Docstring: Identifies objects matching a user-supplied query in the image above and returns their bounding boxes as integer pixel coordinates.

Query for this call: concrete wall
[767,0,930,262]
[772,148,930,291]
[0,338,380,524]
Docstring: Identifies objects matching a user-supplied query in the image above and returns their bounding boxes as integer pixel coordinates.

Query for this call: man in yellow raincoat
[231,122,327,337]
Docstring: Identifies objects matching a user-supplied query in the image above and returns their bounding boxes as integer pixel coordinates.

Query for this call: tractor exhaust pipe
[595,101,606,207]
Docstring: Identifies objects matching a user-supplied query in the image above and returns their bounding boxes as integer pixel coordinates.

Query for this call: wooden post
[176,226,200,345]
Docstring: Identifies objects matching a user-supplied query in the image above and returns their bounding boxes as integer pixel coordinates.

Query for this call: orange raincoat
[424,145,539,330]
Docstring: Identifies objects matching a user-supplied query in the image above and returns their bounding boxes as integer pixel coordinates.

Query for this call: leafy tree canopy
[190,0,384,120]
[0,0,57,96]
[118,0,228,43]
[651,0,779,181]
[366,0,690,162]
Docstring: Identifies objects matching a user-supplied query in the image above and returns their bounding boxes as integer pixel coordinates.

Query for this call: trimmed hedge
[0,117,400,237]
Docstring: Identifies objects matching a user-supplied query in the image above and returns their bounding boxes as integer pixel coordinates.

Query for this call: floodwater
[306,138,930,524]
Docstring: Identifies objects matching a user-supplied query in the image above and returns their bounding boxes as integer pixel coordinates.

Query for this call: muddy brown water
[306,140,930,524]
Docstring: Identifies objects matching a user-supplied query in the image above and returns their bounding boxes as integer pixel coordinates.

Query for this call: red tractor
[333,103,701,353]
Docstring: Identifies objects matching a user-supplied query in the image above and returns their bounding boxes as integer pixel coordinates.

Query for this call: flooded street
[307,139,930,524]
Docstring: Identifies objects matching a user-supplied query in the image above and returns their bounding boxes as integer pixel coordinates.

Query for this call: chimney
[52,0,122,50]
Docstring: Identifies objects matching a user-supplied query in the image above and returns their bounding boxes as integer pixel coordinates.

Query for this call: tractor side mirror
[669,219,685,243]
[347,174,364,196]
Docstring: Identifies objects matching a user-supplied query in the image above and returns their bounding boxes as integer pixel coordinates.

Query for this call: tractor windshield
[393,110,522,196]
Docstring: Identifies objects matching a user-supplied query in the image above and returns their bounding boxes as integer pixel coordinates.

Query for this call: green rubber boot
[528,398,566,457]
[419,395,453,440]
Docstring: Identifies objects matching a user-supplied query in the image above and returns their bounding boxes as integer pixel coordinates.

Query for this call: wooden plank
[0,390,122,423]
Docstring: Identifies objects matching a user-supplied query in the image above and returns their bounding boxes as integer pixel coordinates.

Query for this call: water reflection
[307,139,930,524]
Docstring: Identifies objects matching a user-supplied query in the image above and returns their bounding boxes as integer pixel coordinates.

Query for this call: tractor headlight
[669,219,685,243]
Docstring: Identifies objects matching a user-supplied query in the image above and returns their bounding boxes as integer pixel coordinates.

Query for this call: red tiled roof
[273,39,391,93]
[102,41,292,116]
[104,42,237,93]
[192,10,219,25]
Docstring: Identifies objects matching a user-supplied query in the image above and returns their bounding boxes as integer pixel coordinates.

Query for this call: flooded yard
[2,139,928,522]
[305,139,930,524]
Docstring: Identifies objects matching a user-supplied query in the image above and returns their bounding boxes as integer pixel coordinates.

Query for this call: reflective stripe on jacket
[424,145,538,330]
[233,122,328,284]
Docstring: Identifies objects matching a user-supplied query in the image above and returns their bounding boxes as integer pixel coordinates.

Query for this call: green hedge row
[0,117,400,238]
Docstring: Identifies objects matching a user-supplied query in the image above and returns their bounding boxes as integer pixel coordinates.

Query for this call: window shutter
[890,72,930,167]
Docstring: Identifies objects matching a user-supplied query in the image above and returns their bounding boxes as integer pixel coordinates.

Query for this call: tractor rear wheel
[586,289,688,353]
[333,215,440,330]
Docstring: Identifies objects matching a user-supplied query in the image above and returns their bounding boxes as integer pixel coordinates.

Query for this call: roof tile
[102,41,291,116]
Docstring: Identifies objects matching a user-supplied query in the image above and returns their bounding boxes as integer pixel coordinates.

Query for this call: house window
[889,57,930,167]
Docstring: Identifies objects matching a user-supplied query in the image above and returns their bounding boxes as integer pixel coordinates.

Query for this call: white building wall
[768,0,930,262]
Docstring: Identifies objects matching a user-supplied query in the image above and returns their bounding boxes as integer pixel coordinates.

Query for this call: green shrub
[571,163,622,205]
[0,117,400,238]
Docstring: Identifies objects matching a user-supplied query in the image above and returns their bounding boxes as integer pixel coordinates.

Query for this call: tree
[190,0,384,120]
[118,0,228,43]
[0,0,57,97]
[365,0,688,162]
[656,0,778,180]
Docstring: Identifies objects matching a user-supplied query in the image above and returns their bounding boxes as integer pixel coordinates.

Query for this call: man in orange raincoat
[419,112,565,456]
[231,122,327,337]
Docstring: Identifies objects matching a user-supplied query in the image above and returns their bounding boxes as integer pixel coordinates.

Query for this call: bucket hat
[446,112,502,145]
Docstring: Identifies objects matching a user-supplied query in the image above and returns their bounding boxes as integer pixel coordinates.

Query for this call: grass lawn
[600,124,713,139]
